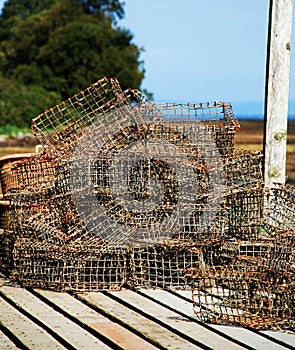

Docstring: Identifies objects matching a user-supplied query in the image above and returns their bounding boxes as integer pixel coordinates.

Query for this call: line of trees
[0,0,150,128]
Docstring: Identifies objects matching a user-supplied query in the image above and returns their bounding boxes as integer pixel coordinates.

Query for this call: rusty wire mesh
[188,185,295,330]
[30,77,145,156]
[131,241,214,289]
[0,229,15,272]
[0,162,19,195]
[27,78,241,248]
[224,149,263,189]
[11,238,128,291]
[0,77,294,329]
[188,232,294,330]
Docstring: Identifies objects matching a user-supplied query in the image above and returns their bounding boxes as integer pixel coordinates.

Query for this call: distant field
[0,146,36,156]
[235,119,295,183]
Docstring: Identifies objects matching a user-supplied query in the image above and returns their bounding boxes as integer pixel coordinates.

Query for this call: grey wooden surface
[264,0,293,186]
[0,277,294,350]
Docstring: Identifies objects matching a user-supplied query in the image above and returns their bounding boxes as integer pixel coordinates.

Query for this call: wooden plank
[262,330,295,349]
[263,0,293,186]
[0,330,21,350]
[0,286,111,350]
[173,290,295,349]
[0,296,66,350]
[139,289,289,350]
[78,291,203,350]
[109,290,246,350]
[37,289,158,350]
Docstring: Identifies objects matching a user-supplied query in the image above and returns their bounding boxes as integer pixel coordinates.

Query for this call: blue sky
[0,0,294,116]
[119,0,295,116]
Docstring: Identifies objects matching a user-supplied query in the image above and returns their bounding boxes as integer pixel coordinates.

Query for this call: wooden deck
[0,274,294,350]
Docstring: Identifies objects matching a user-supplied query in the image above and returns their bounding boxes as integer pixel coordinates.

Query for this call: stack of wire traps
[12,238,129,291]
[188,186,295,330]
[0,77,294,330]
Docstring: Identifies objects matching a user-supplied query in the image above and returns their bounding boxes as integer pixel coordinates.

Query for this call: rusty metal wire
[31,78,145,156]
[224,149,263,189]
[223,186,264,240]
[11,238,128,291]
[0,77,294,330]
[187,184,295,330]
[0,162,19,195]
[188,231,294,330]
[0,229,15,272]
[16,79,240,248]
[264,184,295,234]
[137,101,239,156]
[130,241,205,289]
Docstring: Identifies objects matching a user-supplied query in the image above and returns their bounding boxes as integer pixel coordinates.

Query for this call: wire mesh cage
[189,241,294,330]
[137,101,240,156]
[2,153,82,243]
[188,185,295,330]
[130,241,205,289]
[0,77,294,330]
[11,238,129,291]
[12,154,56,194]
[26,77,242,248]
[2,153,66,198]
[0,201,14,230]
[224,149,263,189]
[264,184,295,233]
[31,78,145,156]
[0,162,19,196]
[0,229,15,272]
[223,186,264,240]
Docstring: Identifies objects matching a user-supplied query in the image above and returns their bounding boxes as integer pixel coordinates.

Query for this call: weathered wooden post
[263,0,293,187]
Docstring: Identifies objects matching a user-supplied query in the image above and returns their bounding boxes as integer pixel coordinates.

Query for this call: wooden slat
[0,330,22,350]
[174,290,295,349]
[78,291,203,350]
[1,275,293,349]
[0,286,111,350]
[264,0,293,186]
[262,330,295,349]
[109,290,246,350]
[37,289,158,350]
[0,296,66,350]
[139,289,290,350]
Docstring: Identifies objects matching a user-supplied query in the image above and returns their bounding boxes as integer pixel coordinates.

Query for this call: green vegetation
[0,75,61,127]
[0,0,150,129]
[0,124,30,138]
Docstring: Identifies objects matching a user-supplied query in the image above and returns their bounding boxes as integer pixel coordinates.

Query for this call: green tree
[0,74,61,127]
[0,0,150,128]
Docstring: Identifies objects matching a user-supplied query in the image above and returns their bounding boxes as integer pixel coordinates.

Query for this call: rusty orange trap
[0,77,294,330]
